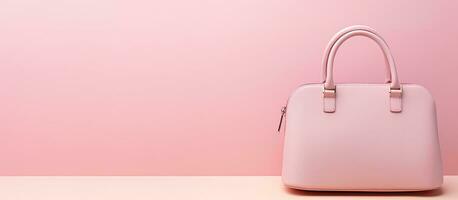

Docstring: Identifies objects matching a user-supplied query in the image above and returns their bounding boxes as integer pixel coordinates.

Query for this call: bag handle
[321,25,392,84]
[322,26,402,113]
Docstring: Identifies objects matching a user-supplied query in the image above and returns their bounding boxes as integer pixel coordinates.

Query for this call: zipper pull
[277,106,287,133]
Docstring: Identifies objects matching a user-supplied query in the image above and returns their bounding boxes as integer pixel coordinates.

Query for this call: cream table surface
[0,176,456,200]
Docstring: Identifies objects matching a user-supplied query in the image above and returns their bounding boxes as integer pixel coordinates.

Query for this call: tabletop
[0,176,456,199]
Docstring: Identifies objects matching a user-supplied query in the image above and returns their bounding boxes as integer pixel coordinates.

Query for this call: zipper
[277,106,287,133]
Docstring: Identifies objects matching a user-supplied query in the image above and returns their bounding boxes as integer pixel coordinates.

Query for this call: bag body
[281,25,443,191]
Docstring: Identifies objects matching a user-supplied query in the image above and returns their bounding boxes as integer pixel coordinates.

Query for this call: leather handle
[322,25,391,83]
[322,25,400,90]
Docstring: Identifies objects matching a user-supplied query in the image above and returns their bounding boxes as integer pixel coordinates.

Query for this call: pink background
[0,0,457,175]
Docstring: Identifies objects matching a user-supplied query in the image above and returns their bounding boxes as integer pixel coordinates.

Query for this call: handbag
[280,25,443,191]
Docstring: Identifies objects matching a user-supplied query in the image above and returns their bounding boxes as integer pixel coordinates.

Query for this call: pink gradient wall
[0,0,457,175]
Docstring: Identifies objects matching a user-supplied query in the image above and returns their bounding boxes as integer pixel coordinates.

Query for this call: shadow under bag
[281,25,443,191]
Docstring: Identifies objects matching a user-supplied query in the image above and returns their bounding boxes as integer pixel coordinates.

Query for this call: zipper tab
[277,106,287,133]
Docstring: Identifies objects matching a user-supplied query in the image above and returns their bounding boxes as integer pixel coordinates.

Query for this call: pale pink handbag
[280,25,443,191]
